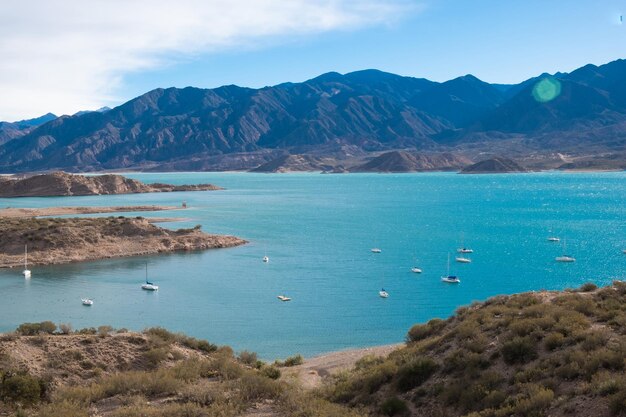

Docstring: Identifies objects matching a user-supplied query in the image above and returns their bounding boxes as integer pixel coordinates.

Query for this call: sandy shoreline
[283,343,403,389]
[0,205,180,218]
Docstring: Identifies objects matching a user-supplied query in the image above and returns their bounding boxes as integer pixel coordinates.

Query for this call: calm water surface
[1,172,625,358]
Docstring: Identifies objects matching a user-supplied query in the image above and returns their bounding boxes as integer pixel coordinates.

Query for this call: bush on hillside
[396,357,438,392]
[501,337,538,364]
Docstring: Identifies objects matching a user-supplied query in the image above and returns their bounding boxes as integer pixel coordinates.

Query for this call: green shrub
[238,350,258,367]
[396,357,438,392]
[16,321,56,336]
[380,397,409,416]
[260,365,281,380]
[143,348,169,368]
[407,318,446,343]
[578,282,598,292]
[513,386,554,415]
[0,373,43,405]
[610,390,626,416]
[59,323,72,335]
[97,325,114,337]
[230,372,282,402]
[592,372,623,396]
[195,339,218,353]
[501,337,537,364]
[36,400,89,417]
[276,354,304,367]
[143,327,176,342]
[544,332,566,351]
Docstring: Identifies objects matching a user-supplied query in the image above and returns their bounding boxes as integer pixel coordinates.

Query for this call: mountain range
[1,59,626,173]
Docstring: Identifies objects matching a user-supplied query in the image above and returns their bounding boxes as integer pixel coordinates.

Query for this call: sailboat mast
[24,245,27,269]
[145,262,148,283]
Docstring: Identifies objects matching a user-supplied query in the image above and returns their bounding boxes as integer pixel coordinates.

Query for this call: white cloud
[0,0,415,121]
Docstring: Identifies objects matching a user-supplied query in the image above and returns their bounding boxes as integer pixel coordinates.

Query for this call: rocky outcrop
[460,157,529,173]
[0,217,246,268]
[350,151,471,172]
[0,172,222,197]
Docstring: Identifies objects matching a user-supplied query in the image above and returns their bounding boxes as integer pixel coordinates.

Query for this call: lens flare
[532,77,562,103]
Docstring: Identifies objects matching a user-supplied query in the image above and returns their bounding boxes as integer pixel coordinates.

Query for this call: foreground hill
[0,326,361,417]
[0,172,221,197]
[2,60,626,172]
[3,283,626,416]
[324,282,626,417]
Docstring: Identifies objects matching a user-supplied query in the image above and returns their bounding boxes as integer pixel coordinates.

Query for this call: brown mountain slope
[460,156,529,173]
[351,150,471,172]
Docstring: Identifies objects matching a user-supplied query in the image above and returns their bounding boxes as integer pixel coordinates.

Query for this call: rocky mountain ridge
[1,60,626,172]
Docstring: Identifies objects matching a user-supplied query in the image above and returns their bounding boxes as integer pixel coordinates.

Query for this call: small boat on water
[262,255,269,263]
[277,295,291,301]
[22,245,31,278]
[379,288,389,298]
[442,253,461,283]
[555,239,575,262]
[371,248,382,253]
[455,256,471,263]
[547,237,560,242]
[141,263,159,291]
[457,233,473,254]
[556,255,576,262]
[82,298,93,306]
[411,267,423,273]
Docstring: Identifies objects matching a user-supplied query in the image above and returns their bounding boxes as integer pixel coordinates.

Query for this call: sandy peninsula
[0,205,179,218]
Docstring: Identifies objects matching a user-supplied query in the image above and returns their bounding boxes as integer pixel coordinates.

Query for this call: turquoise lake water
[1,172,626,359]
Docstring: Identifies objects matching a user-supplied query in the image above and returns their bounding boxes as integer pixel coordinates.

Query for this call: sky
[1,0,626,121]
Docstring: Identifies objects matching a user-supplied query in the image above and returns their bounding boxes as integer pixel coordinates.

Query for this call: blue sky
[2,0,625,121]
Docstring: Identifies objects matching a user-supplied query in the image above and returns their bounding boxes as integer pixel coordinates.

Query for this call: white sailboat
[457,233,473,254]
[547,237,560,242]
[379,273,389,297]
[141,263,159,291]
[555,239,575,262]
[455,256,471,263]
[441,253,461,283]
[262,246,269,263]
[411,257,422,273]
[371,248,382,253]
[277,295,291,301]
[82,298,94,306]
[22,245,31,278]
